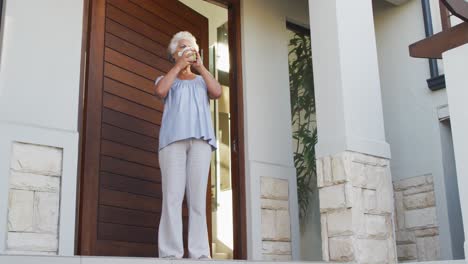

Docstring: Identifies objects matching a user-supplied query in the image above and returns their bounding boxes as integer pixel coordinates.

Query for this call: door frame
[76,0,247,259]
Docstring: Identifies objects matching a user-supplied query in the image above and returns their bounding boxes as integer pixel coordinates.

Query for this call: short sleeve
[155,76,164,85]
[198,75,208,90]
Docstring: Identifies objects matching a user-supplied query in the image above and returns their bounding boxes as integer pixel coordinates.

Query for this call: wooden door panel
[105,34,173,72]
[106,5,171,45]
[106,19,168,60]
[102,108,161,138]
[103,78,164,111]
[108,0,182,37]
[104,48,162,81]
[102,93,163,124]
[95,240,156,257]
[99,171,162,196]
[101,124,159,152]
[99,205,160,227]
[80,0,209,257]
[98,222,157,244]
[130,0,201,36]
[101,140,159,168]
[103,62,159,94]
[99,188,162,212]
[100,155,161,183]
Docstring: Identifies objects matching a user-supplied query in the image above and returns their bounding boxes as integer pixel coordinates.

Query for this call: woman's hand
[174,50,195,71]
[191,51,204,71]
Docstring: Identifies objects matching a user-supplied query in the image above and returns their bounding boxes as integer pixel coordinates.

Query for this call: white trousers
[158,138,212,259]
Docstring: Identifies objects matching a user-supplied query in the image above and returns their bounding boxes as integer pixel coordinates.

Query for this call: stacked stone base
[394,175,440,261]
[260,177,292,260]
[317,151,397,263]
[6,142,63,255]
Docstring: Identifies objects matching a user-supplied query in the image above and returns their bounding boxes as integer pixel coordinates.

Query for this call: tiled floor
[0,254,466,264]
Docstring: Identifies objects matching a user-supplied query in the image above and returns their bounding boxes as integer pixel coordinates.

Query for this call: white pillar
[308,0,396,263]
[308,0,390,159]
[443,43,468,258]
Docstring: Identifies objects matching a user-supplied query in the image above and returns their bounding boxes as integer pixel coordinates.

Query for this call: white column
[308,1,396,263]
[308,0,390,159]
[443,43,468,258]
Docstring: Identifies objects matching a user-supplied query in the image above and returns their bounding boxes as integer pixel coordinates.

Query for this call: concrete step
[1,254,467,264]
[0,254,329,264]
[213,252,229,260]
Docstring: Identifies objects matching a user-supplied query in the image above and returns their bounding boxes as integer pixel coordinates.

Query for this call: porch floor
[1,254,466,264]
[0,254,329,264]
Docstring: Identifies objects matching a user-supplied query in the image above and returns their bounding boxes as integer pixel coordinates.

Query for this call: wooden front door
[78,0,209,257]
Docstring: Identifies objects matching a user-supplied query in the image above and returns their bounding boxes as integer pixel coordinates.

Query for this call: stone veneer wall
[317,151,397,263]
[393,175,440,262]
[6,142,63,255]
[260,177,292,260]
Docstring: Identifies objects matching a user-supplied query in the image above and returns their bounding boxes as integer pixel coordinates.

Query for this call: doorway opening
[178,0,233,259]
[286,22,322,261]
[78,0,245,259]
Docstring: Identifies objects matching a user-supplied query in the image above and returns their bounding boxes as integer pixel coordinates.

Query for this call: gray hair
[167,31,199,61]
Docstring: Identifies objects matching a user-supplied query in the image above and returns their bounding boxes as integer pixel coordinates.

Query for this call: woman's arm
[154,66,180,99]
[193,52,222,99]
[154,52,193,99]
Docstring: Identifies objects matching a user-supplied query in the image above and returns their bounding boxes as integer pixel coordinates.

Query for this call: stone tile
[364,166,386,190]
[397,244,418,261]
[351,152,380,166]
[414,227,439,237]
[327,209,353,237]
[319,184,346,211]
[393,175,431,191]
[347,162,366,188]
[260,177,288,201]
[331,154,346,183]
[34,192,60,233]
[375,168,394,214]
[320,214,329,261]
[405,207,437,229]
[11,142,63,176]
[261,209,276,240]
[365,214,388,239]
[416,235,440,261]
[322,156,332,186]
[396,231,416,244]
[363,189,377,212]
[329,236,354,262]
[6,232,58,252]
[387,237,398,264]
[8,189,34,232]
[275,210,291,241]
[356,239,388,263]
[262,241,291,254]
[316,158,324,188]
[10,171,60,192]
[261,254,292,261]
[261,199,288,210]
[403,191,435,210]
[403,184,433,196]
[394,191,405,230]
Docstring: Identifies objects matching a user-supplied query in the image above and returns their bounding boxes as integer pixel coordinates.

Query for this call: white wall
[444,43,468,259]
[0,0,84,255]
[178,0,227,49]
[240,0,311,260]
[440,120,465,259]
[373,0,464,259]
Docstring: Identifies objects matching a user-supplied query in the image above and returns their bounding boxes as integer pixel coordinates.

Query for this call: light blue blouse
[155,75,217,151]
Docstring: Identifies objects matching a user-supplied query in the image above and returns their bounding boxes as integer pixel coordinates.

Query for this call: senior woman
[154,31,221,259]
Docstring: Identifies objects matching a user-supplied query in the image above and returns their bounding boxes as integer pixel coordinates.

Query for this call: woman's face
[173,39,193,61]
